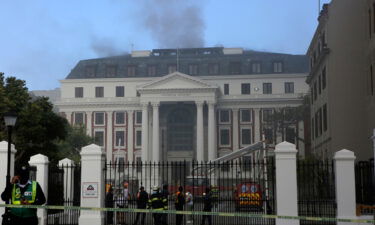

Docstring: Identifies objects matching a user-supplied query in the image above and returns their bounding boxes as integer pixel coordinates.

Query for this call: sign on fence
[82,182,98,198]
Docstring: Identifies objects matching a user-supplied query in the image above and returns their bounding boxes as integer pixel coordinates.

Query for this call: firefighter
[148,186,167,225]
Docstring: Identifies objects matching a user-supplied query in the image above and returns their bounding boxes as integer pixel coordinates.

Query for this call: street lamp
[3,112,17,205]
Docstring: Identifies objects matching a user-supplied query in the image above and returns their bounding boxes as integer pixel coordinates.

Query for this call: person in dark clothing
[201,187,212,225]
[105,185,114,225]
[160,184,169,225]
[133,186,148,225]
[175,186,185,225]
[148,186,167,225]
[1,166,46,225]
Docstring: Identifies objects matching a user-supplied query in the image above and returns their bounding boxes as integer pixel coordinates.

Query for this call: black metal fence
[47,163,81,225]
[355,159,375,216]
[297,159,336,225]
[104,159,276,225]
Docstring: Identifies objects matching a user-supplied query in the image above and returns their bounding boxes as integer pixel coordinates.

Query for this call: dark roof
[66,47,309,79]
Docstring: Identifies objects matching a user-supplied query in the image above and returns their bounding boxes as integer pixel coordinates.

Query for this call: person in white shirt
[185,189,194,223]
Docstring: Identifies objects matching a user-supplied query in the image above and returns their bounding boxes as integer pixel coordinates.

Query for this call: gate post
[79,144,105,225]
[29,154,49,225]
[275,141,299,225]
[334,149,357,225]
[0,141,16,225]
[58,158,75,202]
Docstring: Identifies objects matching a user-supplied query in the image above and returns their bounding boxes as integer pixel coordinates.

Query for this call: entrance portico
[138,72,219,162]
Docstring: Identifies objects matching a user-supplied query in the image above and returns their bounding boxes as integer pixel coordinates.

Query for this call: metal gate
[103,159,276,225]
[47,163,81,225]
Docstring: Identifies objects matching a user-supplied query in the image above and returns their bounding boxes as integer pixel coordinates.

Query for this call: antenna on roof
[176,48,180,72]
[318,0,321,15]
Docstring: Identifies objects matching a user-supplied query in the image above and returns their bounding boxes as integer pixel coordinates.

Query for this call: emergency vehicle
[234,182,263,211]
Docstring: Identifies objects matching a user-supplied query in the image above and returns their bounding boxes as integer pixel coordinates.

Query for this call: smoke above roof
[140,0,205,48]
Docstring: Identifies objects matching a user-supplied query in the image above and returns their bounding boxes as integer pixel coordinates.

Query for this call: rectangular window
[311,118,315,140]
[284,82,294,94]
[168,64,177,73]
[224,84,229,95]
[242,156,252,171]
[318,75,322,94]
[127,65,136,77]
[220,128,230,146]
[106,65,117,77]
[94,131,104,147]
[95,87,104,98]
[94,112,105,125]
[251,62,261,73]
[135,129,142,147]
[240,109,251,123]
[315,112,319,138]
[314,81,318,100]
[319,108,323,135]
[115,112,125,125]
[323,104,328,131]
[208,63,219,75]
[241,128,252,145]
[273,62,283,73]
[322,67,326,89]
[264,128,273,144]
[229,62,241,74]
[116,86,125,97]
[75,87,83,98]
[85,65,96,77]
[135,111,142,125]
[148,65,156,76]
[74,112,84,125]
[262,109,273,122]
[263,83,272,94]
[136,157,142,172]
[115,130,125,147]
[285,128,295,144]
[188,64,198,75]
[219,110,230,124]
[241,83,251,95]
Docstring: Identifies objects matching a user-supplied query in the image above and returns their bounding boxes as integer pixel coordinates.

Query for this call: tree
[55,125,93,163]
[0,73,69,165]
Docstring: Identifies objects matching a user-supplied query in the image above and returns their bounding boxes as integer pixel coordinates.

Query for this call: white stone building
[56,47,309,163]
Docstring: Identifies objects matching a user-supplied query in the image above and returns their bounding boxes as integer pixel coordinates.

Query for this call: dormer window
[106,65,117,77]
[208,63,219,75]
[127,65,136,77]
[251,62,261,74]
[188,64,198,75]
[229,62,241,74]
[273,62,283,73]
[168,64,177,73]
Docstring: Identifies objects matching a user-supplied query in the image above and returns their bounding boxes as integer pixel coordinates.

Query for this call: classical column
[106,111,113,163]
[86,111,92,136]
[152,103,160,162]
[232,108,239,151]
[196,101,204,162]
[253,108,261,142]
[141,104,149,162]
[208,102,217,161]
[65,112,73,125]
[127,110,134,163]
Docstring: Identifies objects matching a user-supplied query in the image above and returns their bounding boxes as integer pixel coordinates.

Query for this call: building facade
[307,1,375,160]
[57,47,309,163]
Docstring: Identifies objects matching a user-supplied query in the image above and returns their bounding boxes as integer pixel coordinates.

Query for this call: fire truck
[233,182,263,211]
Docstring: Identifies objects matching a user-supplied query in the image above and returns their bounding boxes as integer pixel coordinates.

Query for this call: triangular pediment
[139,72,217,90]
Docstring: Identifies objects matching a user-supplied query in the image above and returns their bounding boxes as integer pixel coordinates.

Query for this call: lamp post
[3,112,17,205]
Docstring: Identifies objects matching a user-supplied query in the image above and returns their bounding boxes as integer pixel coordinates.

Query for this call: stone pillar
[253,108,261,142]
[232,108,239,151]
[275,142,299,225]
[208,102,217,161]
[196,101,204,162]
[141,104,149,162]
[29,154,49,225]
[79,144,105,225]
[334,149,357,225]
[106,111,113,163]
[127,110,134,163]
[58,158,75,201]
[0,141,16,224]
[152,103,160,162]
[86,111,92,136]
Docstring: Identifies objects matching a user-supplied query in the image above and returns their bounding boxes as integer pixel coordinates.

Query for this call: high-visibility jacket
[148,192,167,210]
[11,181,37,218]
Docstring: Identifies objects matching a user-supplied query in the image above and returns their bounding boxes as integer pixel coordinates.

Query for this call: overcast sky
[0,0,330,91]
